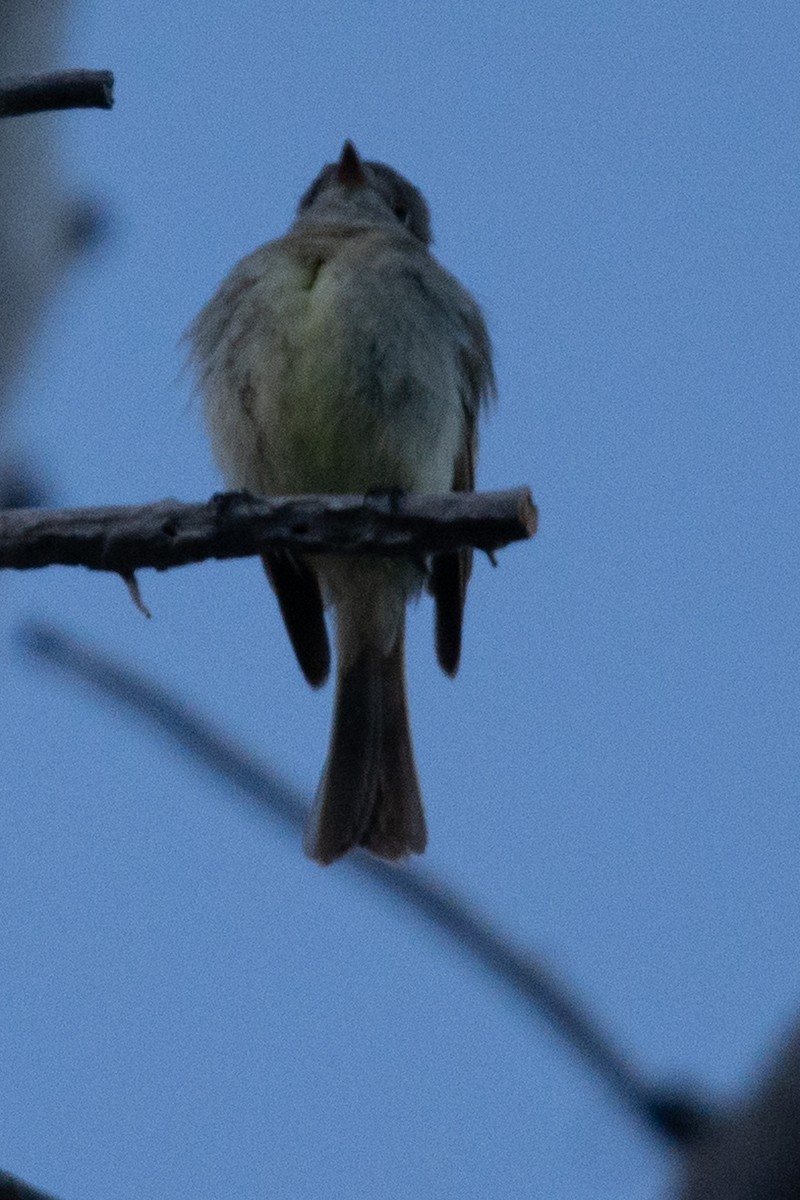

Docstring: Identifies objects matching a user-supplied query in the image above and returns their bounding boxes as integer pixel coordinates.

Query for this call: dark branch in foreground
[20,620,708,1149]
[0,1170,60,1200]
[677,1021,800,1198]
[0,70,114,117]
[0,488,536,574]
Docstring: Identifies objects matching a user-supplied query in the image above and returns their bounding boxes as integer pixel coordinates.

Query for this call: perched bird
[189,141,494,864]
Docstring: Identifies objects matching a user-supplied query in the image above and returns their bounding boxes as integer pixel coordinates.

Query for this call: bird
[188,141,494,864]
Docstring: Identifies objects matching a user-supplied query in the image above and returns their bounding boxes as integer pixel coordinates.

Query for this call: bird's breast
[245,242,465,497]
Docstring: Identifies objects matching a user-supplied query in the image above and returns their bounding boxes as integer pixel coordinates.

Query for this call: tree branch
[0,1171,60,1200]
[0,488,537,574]
[676,1022,800,1198]
[20,621,708,1150]
[0,70,114,118]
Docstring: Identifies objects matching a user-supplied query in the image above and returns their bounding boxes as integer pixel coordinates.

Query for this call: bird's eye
[392,203,410,226]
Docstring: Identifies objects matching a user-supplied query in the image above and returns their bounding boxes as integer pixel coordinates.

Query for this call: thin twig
[0,488,537,574]
[19,621,708,1148]
[0,70,114,117]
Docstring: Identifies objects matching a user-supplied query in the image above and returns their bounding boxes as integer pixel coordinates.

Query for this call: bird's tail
[303,611,427,865]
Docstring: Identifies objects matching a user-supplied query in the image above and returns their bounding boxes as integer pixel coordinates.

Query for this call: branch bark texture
[0,69,114,117]
[0,488,537,574]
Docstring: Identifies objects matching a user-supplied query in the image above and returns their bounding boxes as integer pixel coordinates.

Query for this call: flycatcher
[189,141,494,863]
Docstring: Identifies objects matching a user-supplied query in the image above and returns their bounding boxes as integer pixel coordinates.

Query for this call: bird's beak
[336,140,367,188]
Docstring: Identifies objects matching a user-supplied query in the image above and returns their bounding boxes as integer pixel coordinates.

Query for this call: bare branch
[0,488,537,574]
[0,70,114,118]
[20,621,707,1149]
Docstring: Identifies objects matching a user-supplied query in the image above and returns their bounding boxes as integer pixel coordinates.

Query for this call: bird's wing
[261,549,330,687]
[188,235,341,687]
[430,296,495,677]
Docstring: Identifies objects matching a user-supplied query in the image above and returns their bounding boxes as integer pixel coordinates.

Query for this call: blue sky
[2,2,798,1197]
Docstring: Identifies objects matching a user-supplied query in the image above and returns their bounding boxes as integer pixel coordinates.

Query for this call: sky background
[2,2,799,1197]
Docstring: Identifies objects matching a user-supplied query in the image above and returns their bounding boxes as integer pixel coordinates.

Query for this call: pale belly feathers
[203,235,466,500]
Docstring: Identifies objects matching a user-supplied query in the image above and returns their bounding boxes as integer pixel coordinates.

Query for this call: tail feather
[359,629,426,858]
[304,618,426,865]
[303,649,382,864]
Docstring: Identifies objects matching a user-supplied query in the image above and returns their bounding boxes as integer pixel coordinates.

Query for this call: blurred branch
[0,456,49,510]
[20,620,707,1150]
[0,488,537,574]
[673,1022,800,1199]
[0,1170,60,1200]
[0,70,113,117]
[0,20,111,468]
